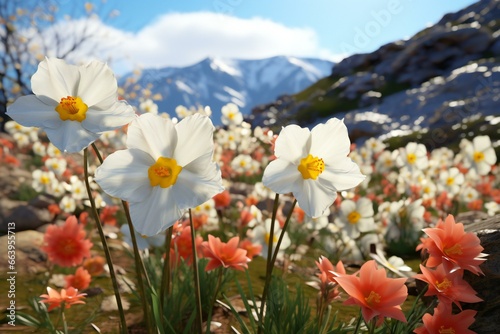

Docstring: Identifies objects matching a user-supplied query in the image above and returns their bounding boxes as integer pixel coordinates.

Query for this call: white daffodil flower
[262,118,365,218]
[94,113,224,236]
[7,57,135,152]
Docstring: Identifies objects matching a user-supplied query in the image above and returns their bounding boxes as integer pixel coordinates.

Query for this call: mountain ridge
[119,55,334,123]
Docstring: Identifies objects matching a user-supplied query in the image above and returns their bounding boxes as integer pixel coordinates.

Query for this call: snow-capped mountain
[120,56,333,124]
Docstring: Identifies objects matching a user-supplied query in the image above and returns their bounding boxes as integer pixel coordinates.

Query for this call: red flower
[213,190,231,209]
[171,225,203,265]
[39,287,86,311]
[417,214,487,275]
[42,216,93,267]
[239,238,262,260]
[413,302,477,334]
[65,267,91,291]
[414,264,482,309]
[335,260,407,326]
[99,205,119,226]
[201,235,250,271]
[83,256,106,276]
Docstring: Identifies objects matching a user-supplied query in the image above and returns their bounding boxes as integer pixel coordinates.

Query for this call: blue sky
[54,0,477,72]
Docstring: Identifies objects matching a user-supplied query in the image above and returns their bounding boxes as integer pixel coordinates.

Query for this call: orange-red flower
[42,216,93,267]
[65,267,91,291]
[413,302,477,334]
[316,256,346,285]
[213,190,231,209]
[239,238,262,260]
[335,260,408,326]
[201,235,250,271]
[171,225,203,265]
[414,264,482,309]
[417,214,487,275]
[39,287,86,311]
[83,256,106,276]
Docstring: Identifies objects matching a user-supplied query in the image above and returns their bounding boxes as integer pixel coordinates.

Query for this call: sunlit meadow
[1,57,498,334]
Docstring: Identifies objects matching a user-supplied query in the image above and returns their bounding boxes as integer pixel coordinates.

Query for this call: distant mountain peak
[120,56,334,124]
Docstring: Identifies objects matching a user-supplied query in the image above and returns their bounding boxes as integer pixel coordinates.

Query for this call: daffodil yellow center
[265,233,278,245]
[55,96,88,122]
[298,154,325,180]
[407,153,417,164]
[446,177,454,186]
[148,157,182,188]
[444,243,462,256]
[473,151,484,163]
[41,175,50,184]
[347,211,361,224]
[439,326,456,334]
[436,278,452,291]
[365,291,381,306]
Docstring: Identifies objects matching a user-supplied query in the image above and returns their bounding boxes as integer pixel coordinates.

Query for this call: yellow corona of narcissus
[262,118,365,218]
[7,57,135,152]
[94,113,224,236]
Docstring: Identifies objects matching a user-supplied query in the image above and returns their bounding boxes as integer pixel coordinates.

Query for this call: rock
[0,230,47,275]
[461,213,500,334]
[2,204,52,233]
[359,91,382,107]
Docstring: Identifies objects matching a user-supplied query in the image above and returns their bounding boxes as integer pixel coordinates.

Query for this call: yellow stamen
[365,291,381,306]
[444,244,462,256]
[264,233,278,246]
[473,151,484,163]
[439,326,456,334]
[435,278,452,291]
[55,96,88,122]
[347,211,361,224]
[446,177,454,186]
[148,157,182,188]
[407,153,417,164]
[298,154,325,180]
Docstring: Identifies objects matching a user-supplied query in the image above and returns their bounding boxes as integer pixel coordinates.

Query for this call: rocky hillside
[250,0,500,149]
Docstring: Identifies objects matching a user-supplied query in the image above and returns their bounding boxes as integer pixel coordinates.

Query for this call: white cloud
[37,12,339,74]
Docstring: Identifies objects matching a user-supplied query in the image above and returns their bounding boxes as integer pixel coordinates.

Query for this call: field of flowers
[1,57,498,333]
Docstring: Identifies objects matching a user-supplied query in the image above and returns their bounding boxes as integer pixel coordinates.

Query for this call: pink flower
[335,260,408,326]
[414,264,482,309]
[417,214,487,275]
[39,287,86,311]
[201,235,250,271]
[414,302,477,334]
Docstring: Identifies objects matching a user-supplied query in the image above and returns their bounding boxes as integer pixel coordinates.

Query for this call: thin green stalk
[91,143,153,332]
[352,309,362,334]
[189,209,203,334]
[62,310,68,334]
[257,193,280,334]
[269,199,297,270]
[83,147,127,333]
[205,268,223,334]
[160,226,174,308]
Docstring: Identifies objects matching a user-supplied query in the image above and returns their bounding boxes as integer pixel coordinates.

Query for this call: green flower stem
[160,226,174,308]
[352,309,362,334]
[83,147,127,333]
[62,309,68,334]
[269,199,297,270]
[189,209,203,334]
[91,143,154,333]
[257,193,280,334]
[205,268,223,334]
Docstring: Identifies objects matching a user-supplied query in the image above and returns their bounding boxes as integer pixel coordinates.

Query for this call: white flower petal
[321,162,365,191]
[310,118,350,161]
[78,60,118,108]
[44,121,99,152]
[274,125,310,163]
[6,95,61,128]
[483,147,497,165]
[126,114,177,160]
[184,150,222,180]
[173,168,224,210]
[94,149,154,202]
[31,57,78,100]
[340,200,356,214]
[262,159,301,194]
[83,101,135,133]
[292,179,335,218]
[129,187,184,236]
[174,113,215,167]
[473,135,492,152]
